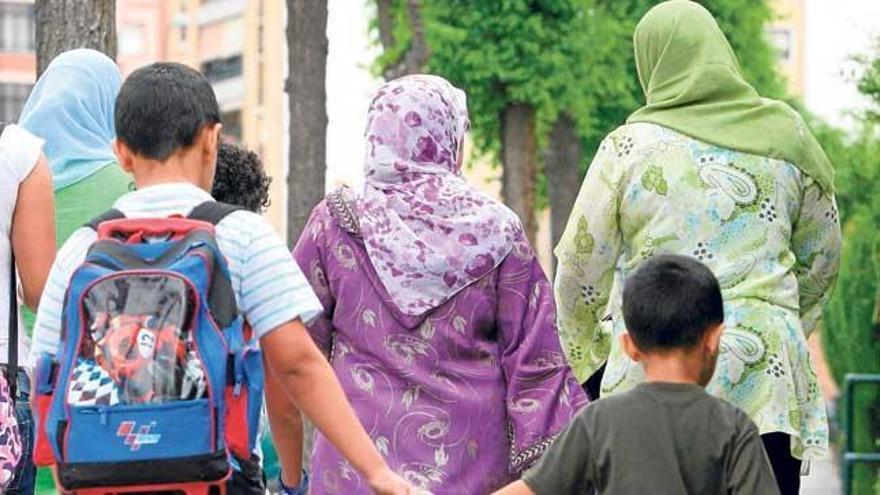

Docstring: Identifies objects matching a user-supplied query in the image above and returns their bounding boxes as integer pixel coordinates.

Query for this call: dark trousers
[761,432,802,495]
[7,372,35,495]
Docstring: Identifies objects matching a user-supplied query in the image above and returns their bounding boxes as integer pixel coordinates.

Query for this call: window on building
[0,83,32,122]
[202,55,243,83]
[0,2,36,52]
[767,27,793,63]
[221,110,242,141]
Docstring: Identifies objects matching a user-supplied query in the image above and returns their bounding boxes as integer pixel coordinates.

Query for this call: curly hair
[213,142,272,213]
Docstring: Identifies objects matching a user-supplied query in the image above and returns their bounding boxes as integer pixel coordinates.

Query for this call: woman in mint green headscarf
[554,2,840,494]
[19,48,132,247]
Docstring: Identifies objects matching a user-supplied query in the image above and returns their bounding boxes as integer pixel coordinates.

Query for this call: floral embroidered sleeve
[293,202,337,356]
[553,135,624,383]
[791,177,842,338]
[498,233,588,473]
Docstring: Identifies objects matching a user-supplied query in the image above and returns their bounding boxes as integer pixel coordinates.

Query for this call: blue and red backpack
[32,202,264,493]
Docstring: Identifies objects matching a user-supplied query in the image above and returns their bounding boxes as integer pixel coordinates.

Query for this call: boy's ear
[620,332,643,362]
[703,323,724,356]
[202,123,222,156]
[196,123,222,190]
[113,139,134,174]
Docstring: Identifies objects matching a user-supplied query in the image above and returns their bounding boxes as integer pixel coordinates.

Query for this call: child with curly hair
[212,142,272,213]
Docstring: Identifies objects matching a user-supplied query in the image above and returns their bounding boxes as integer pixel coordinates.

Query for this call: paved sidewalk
[802,456,842,494]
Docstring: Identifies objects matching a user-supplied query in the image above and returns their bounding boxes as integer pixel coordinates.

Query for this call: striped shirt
[30,182,322,363]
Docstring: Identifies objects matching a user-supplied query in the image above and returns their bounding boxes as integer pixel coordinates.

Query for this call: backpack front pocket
[65,399,213,463]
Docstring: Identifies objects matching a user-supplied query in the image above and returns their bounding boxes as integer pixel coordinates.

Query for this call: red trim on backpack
[97,218,215,243]
[72,479,230,495]
[224,385,250,460]
[33,393,54,466]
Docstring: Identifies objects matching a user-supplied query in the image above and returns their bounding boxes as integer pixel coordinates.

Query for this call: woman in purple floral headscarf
[291,75,587,494]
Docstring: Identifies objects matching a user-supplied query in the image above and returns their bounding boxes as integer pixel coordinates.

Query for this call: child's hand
[367,467,419,494]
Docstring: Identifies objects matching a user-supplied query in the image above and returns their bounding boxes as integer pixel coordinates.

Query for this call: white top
[0,125,44,366]
[31,182,324,364]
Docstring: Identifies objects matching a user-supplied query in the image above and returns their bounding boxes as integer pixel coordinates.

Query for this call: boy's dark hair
[213,142,272,213]
[115,62,220,161]
[622,254,724,352]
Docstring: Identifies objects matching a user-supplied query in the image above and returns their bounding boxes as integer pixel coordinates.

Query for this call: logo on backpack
[116,421,162,451]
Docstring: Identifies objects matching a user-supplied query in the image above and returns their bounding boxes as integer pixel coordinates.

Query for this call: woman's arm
[553,135,624,383]
[11,155,56,310]
[497,236,588,472]
[292,202,337,356]
[791,177,841,338]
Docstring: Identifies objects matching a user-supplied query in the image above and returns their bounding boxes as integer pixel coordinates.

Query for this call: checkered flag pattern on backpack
[67,359,120,406]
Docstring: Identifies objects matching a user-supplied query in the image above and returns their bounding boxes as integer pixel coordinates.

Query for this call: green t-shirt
[523,382,780,494]
[22,164,132,332]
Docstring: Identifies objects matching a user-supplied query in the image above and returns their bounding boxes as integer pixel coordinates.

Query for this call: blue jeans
[7,373,35,495]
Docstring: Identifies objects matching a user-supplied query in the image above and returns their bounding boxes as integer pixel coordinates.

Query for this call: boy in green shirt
[496,255,779,495]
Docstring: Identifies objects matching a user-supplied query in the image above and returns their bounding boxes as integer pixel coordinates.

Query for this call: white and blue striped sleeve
[29,227,95,364]
[219,212,323,340]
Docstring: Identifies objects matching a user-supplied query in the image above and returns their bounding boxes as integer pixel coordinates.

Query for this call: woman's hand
[367,467,418,494]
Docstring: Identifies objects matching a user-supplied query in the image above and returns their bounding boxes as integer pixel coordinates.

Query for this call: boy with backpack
[29,62,412,495]
[495,255,780,495]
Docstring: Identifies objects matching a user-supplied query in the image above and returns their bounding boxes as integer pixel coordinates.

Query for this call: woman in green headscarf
[554,1,840,493]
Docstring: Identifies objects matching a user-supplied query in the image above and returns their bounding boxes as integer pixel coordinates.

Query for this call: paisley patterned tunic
[555,123,841,461]
[295,195,587,494]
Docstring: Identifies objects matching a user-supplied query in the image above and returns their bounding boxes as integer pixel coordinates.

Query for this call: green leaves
[371,0,787,183]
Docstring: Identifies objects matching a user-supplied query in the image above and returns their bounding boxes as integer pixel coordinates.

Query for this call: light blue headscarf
[19,49,122,191]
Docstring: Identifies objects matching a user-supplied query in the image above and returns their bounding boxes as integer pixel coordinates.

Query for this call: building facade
[0,0,36,123]
[0,0,170,120]
[166,0,287,230]
[769,0,807,97]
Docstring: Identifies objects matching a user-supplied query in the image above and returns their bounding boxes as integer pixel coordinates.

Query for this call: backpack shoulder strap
[188,201,243,226]
[188,201,243,329]
[7,254,18,398]
[85,209,126,231]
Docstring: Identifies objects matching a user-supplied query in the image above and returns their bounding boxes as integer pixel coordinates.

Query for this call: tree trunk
[545,113,582,273]
[286,0,328,245]
[501,104,538,244]
[377,0,429,80]
[35,0,116,76]
[376,0,396,51]
[402,0,429,74]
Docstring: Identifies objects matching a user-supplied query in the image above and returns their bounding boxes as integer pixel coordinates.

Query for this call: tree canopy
[374,0,785,172]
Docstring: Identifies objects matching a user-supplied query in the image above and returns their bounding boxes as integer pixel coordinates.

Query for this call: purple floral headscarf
[357,75,521,316]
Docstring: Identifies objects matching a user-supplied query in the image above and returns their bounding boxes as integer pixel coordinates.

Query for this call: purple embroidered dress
[294,76,587,494]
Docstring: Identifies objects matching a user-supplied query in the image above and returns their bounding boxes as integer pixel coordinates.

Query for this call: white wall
[325,0,380,193]
[804,0,880,131]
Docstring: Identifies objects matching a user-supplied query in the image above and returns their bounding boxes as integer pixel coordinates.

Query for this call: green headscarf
[627,0,834,193]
